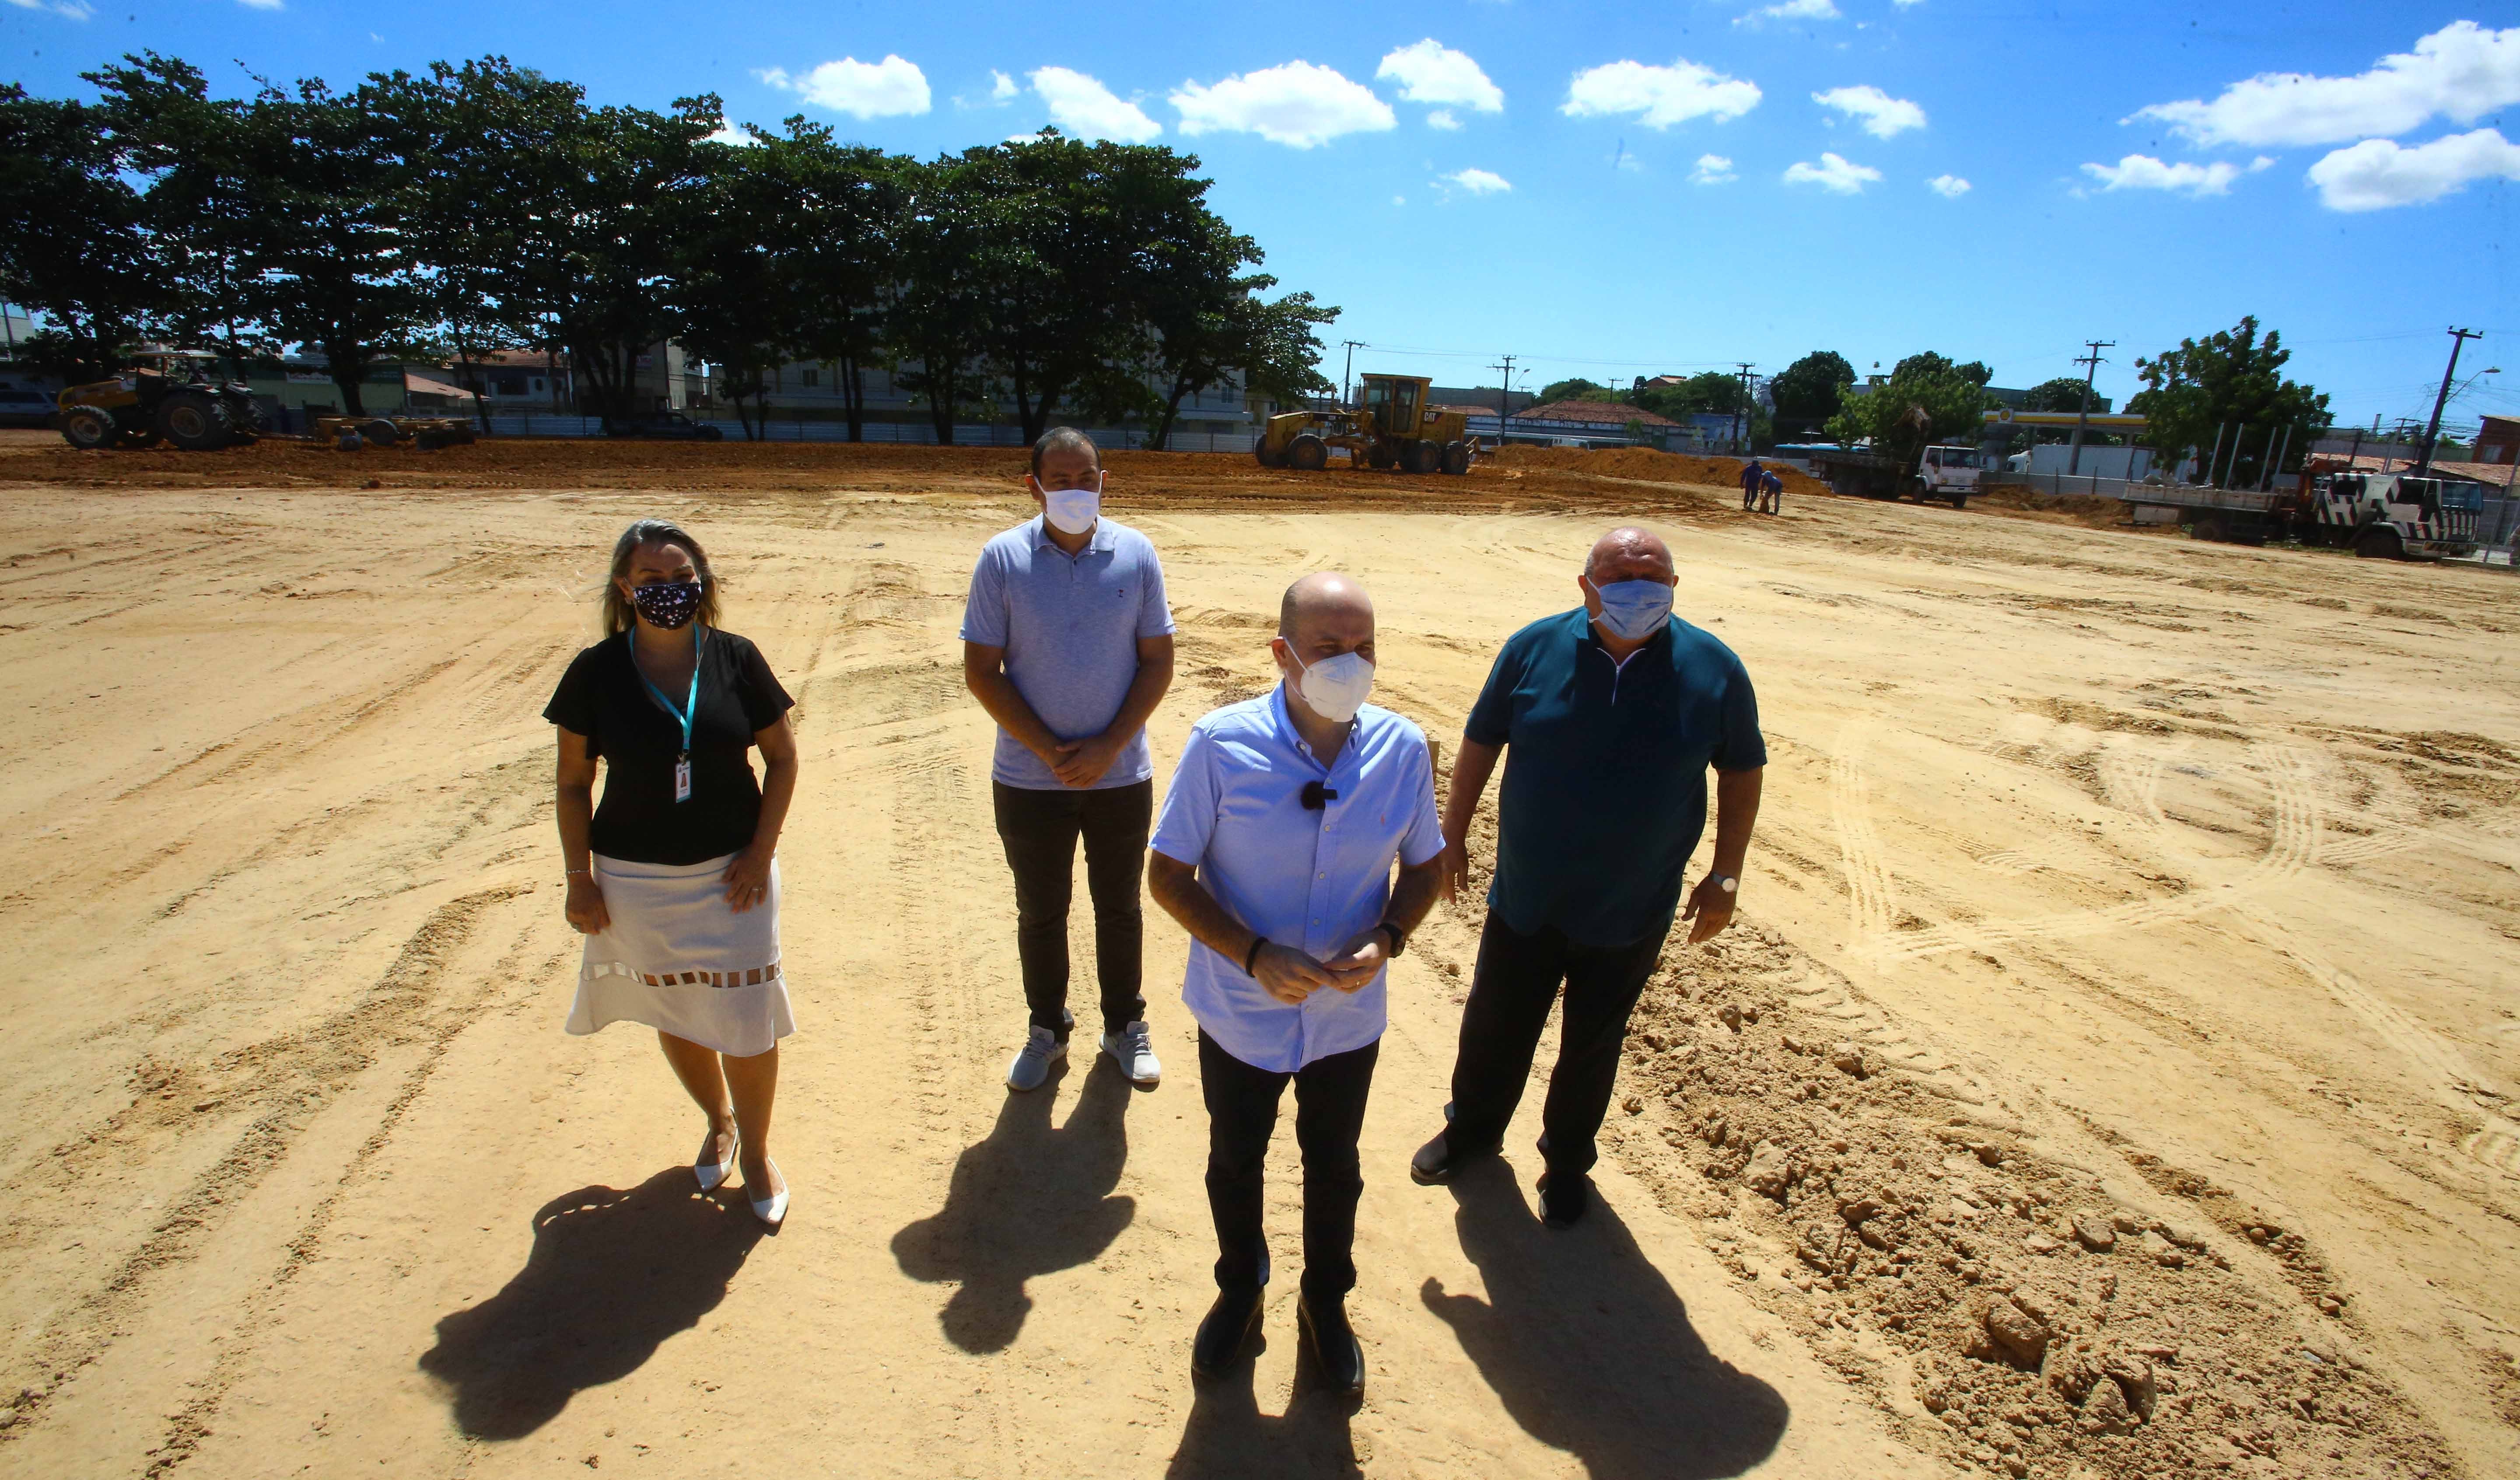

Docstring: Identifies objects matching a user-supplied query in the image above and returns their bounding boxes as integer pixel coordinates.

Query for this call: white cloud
[1736,0,1838,25]
[1029,67,1162,143]
[991,70,1018,103]
[2134,21,2520,149]
[705,123,763,147]
[758,56,932,119]
[1171,61,1396,148]
[1563,59,1761,129]
[1926,173,1970,196]
[1440,167,1512,194]
[1813,84,1926,138]
[1428,109,1462,131]
[1692,153,1737,184]
[1377,39,1504,114]
[2079,153,2272,197]
[2307,128,2520,211]
[6,0,96,17]
[236,0,284,9]
[1782,151,1882,193]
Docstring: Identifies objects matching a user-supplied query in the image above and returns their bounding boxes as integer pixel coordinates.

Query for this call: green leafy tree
[2127,316,2330,488]
[94,57,433,417]
[374,57,592,430]
[1539,377,1612,404]
[891,152,1001,445]
[768,122,903,442]
[1827,353,1993,463]
[1767,351,1854,435]
[1632,370,1744,422]
[670,131,795,440]
[0,82,168,377]
[2020,376,2103,413]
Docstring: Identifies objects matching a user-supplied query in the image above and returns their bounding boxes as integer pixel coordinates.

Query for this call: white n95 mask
[1041,477,1102,535]
[1292,650,1375,723]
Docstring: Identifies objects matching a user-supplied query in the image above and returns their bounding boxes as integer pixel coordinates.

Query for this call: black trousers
[1444,911,1665,1179]
[991,779,1152,1040]
[1200,1030,1379,1302]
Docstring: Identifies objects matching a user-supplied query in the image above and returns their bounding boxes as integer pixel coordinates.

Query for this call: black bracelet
[1242,935,1268,975]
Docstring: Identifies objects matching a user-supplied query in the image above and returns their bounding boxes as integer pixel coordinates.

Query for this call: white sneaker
[1100,1020,1162,1085]
[1007,1025,1067,1091]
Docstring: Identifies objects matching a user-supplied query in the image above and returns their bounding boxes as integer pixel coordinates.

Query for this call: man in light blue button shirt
[1147,572,1445,1396]
[963,429,1176,1093]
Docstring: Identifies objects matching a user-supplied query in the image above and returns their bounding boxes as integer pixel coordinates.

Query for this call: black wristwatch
[1377,922,1408,958]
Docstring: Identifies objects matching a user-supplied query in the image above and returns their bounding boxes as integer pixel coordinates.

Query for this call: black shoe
[1192,1288,1264,1379]
[1410,1127,1500,1186]
[1297,1295,1365,1398]
[1536,1171,1591,1229]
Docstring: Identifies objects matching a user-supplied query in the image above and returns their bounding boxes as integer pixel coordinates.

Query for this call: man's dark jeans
[991,778,1152,1040]
[1200,1030,1379,1302]
[1443,911,1666,1178]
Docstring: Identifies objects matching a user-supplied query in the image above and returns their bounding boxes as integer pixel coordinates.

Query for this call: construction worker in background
[1760,467,1784,516]
[1739,458,1764,512]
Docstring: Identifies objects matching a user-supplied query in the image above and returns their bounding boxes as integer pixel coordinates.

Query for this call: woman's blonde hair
[601,518,724,635]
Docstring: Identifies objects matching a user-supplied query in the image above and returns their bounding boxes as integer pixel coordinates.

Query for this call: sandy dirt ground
[0,440,2514,1480]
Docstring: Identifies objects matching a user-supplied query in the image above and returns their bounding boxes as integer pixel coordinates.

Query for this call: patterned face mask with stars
[629,579,704,630]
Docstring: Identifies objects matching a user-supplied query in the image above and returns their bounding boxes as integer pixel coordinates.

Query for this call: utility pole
[1339,340,1365,406]
[1732,362,1755,452]
[2066,339,2114,476]
[1490,354,1518,443]
[2414,326,2482,474]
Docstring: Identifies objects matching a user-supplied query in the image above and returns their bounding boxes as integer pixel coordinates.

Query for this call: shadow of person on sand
[417,1168,764,1440]
[1164,1346,1363,1480]
[1423,1160,1789,1480]
[891,1057,1135,1352]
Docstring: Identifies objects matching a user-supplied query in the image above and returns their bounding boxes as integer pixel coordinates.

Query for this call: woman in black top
[545,518,800,1227]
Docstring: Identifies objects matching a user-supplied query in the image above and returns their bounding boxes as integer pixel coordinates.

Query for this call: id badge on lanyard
[634,629,704,805]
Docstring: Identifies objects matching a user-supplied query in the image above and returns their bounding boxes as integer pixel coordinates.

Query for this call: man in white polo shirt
[963,428,1176,1092]
[1146,572,1444,1397]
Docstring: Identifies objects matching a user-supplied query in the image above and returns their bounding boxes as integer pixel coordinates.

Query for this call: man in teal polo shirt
[1409,525,1765,1228]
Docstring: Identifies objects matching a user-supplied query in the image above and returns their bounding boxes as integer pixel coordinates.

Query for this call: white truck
[2303,471,2482,560]
[1912,445,1984,504]
[1809,443,1981,509]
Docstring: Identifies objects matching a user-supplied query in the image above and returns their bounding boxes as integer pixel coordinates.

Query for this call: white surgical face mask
[1040,474,1102,536]
[1290,649,1375,724]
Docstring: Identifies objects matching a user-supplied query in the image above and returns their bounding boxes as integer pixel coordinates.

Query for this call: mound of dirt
[1605,929,2460,1480]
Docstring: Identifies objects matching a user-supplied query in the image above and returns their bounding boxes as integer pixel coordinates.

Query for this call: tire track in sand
[1871,743,2318,965]
[1829,719,1897,946]
[2223,901,2520,1182]
[0,887,523,1456]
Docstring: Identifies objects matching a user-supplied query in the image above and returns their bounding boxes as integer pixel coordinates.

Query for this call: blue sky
[7,2,2516,432]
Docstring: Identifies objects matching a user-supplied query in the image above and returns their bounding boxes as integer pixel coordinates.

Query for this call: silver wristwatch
[1709,873,1740,894]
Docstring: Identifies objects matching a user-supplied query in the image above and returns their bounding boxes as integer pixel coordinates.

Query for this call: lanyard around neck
[629,625,704,757]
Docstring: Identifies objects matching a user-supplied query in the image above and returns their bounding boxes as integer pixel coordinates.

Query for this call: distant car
[0,387,59,428]
[605,410,724,441]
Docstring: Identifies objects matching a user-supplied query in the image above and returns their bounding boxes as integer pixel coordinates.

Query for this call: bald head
[1278,571,1374,642]
[1585,526,1674,585]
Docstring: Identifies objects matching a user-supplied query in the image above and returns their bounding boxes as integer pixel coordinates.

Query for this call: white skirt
[568,852,795,1058]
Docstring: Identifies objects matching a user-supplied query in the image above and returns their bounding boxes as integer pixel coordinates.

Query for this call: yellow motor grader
[1255,372,1478,475]
[54,349,266,450]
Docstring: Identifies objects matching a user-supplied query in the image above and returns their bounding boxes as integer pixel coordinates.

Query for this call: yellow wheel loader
[1254,373,1478,476]
[55,350,265,451]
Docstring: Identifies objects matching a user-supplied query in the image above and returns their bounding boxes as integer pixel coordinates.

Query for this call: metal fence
[469,413,1253,453]
[1978,471,2141,499]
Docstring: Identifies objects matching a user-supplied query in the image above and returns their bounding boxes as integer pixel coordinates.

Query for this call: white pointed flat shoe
[695,1128,737,1193]
[749,1158,788,1228]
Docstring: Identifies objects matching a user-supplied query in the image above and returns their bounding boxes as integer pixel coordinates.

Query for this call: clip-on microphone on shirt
[1301,782,1338,810]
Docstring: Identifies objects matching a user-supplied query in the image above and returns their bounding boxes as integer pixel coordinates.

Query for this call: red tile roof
[1511,399,1680,428]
